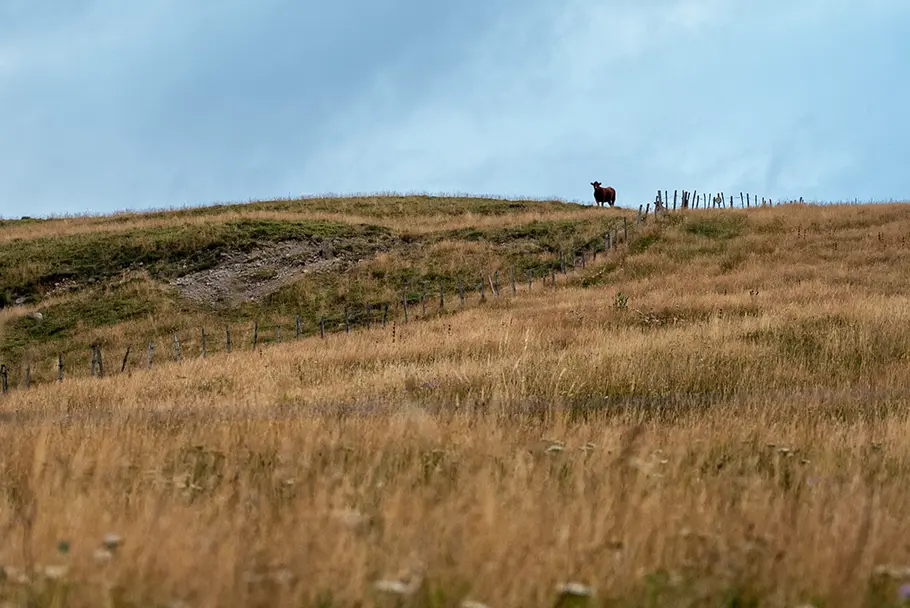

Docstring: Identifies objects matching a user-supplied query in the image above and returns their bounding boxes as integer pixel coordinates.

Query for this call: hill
[2,195,910,606]
[0,194,629,385]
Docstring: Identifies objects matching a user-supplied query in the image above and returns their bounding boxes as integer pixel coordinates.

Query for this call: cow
[590,181,616,208]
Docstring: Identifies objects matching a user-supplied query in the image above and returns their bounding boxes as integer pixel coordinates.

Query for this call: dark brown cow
[590,181,616,207]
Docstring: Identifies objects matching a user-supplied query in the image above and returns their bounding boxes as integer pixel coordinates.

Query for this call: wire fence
[1,191,794,395]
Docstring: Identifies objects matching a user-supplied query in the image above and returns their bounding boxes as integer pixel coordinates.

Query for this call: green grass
[683,214,746,240]
[0,195,638,383]
[0,218,392,302]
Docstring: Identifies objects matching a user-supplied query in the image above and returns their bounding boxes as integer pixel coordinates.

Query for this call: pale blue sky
[1,0,908,218]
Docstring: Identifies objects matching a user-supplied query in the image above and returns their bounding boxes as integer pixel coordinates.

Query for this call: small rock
[14,297,25,305]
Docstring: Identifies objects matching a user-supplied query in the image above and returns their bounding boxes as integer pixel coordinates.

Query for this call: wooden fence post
[295,315,302,339]
[422,281,428,316]
[0,365,6,394]
[560,255,566,275]
[253,320,259,349]
[528,270,532,291]
[226,327,232,353]
[58,354,63,382]
[439,282,444,309]
[90,345,105,378]
[345,309,351,333]
[511,266,517,295]
[25,363,30,389]
[148,343,154,369]
[494,270,500,296]
[458,278,465,306]
[740,192,745,208]
[746,193,750,207]
[480,277,486,301]
[121,346,131,372]
[276,326,282,343]
[174,333,181,361]
[383,303,389,327]
[403,292,409,322]
[201,328,207,358]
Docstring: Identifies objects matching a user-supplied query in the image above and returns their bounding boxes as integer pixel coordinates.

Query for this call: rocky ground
[169,238,377,309]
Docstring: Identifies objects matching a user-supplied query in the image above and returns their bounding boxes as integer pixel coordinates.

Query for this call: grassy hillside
[2,196,910,606]
[0,195,630,386]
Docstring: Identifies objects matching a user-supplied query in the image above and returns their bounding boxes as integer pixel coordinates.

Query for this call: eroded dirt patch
[170,237,392,309]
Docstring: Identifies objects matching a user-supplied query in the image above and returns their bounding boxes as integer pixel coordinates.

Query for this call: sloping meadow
[4,199,910,605]
[0,195,628,388]
[3,201,910,606]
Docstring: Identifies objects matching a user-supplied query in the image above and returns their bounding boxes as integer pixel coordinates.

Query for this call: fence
[642,189,800,215]
[1,192,786,395]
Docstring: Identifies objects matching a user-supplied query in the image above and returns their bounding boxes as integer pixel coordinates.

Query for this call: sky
[1,0,908,218]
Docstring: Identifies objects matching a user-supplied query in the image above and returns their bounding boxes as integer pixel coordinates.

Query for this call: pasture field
[2,198,910,606]
[0,194,629,386]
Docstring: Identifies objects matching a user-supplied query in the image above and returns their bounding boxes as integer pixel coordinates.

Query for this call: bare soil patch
[170,237,391,309]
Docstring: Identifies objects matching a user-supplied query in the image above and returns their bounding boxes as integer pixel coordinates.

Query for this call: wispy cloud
[0,0,907,217]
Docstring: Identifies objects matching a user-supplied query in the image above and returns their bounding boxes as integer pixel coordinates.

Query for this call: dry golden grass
[0,195,600,243]
[3,202,910,606]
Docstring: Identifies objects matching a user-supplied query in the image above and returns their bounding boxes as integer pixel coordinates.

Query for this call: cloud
[0,0,907,217]
[301,0,732,191]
